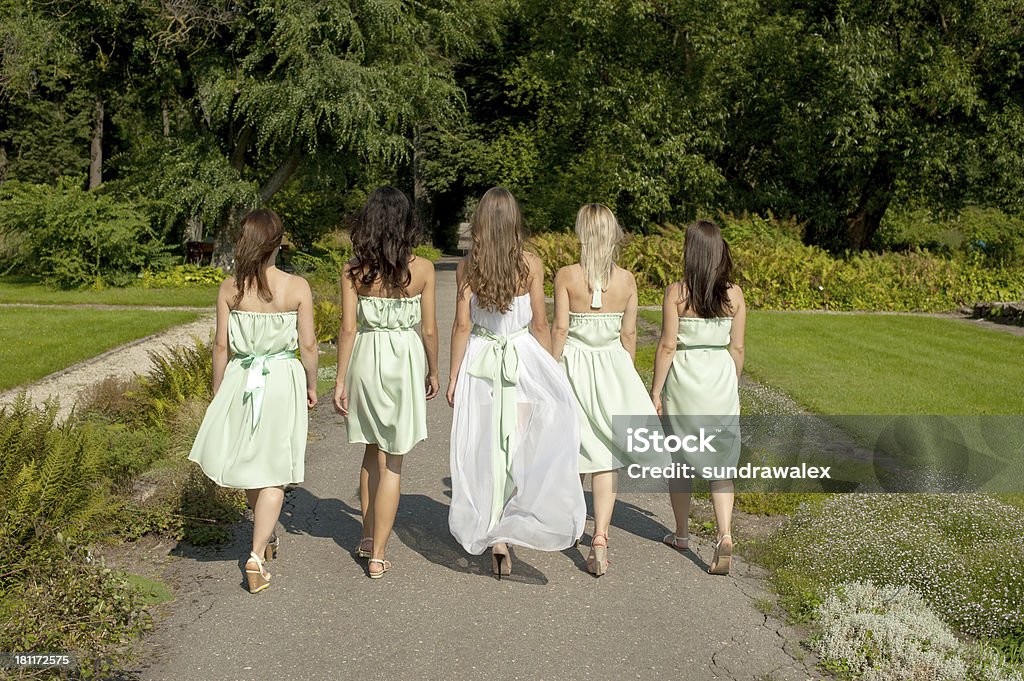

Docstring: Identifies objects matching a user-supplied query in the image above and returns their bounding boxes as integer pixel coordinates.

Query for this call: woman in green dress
[189,209,319,594]
[651,220,746,576]
[333,187,440,579]
[551,204,657,576]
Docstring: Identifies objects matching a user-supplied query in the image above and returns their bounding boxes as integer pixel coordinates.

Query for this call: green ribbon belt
[468,324,530,529]
[675,343,728,351]
[233,350,297,432]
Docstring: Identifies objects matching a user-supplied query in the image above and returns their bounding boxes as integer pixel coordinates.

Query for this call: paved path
[136,261,817,681]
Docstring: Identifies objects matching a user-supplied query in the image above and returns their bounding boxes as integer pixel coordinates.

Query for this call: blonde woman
[447,187,585,579]
[551,204,657,576]
[651,220,745,576]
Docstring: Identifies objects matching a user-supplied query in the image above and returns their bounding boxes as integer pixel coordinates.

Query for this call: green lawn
[0,276,218,307]
[638,310,1023,415]
[0,308,202,390]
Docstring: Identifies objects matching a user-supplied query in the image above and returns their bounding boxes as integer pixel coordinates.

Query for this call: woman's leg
[709,479,734,541]
[667,477,692,542]
[250,486,285,558]
[369,451,403,569]
[360,444,380,540]
[590,470,617,540]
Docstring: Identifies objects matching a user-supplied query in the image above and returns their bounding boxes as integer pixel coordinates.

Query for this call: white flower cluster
[812,581,1023,681]
[317,365,338,381]
[773,494,1024,640]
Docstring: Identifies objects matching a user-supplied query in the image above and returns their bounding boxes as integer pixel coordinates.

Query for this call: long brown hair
[465,187,530,312]
[233,208,283,307]
[681,220,734,318]
[348,186,418,294]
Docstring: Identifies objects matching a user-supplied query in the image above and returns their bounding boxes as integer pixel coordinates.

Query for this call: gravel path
[0,313,216,420]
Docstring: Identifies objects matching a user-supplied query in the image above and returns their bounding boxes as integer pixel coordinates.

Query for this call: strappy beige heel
[662,533,689,551]
[245,551,271,593]
[355,537,373,559]
[264,534,280,561]
[587,532,609,576]
[368,558,391,579]
[708,534,733,575]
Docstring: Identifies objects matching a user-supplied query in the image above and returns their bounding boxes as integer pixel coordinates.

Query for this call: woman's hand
[446,376,457,407]
[306,387,318,410]
[651,392,662,416]
[425,374,440,400]
[333,382,348,416]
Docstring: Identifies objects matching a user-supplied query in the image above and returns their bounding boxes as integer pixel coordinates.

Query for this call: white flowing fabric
[449,293,586,555]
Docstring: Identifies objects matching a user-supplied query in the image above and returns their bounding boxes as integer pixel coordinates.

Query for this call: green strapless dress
[561,312,658,473]
[344,294,427,455]
[189,310,307,489]
[662,317,741,478]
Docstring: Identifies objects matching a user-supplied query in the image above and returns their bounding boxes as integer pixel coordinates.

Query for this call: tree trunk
[258,151,302,203]
[89,97,104,189]
[210,152,303,269]
[0,145,7,186]
[413,125,429,236]
[231,125,253,172]
[846,154,895,250]
[162,99,171,137]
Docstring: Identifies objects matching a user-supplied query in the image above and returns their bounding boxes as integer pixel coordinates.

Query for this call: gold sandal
[355,537,373,559]
[368,558,391,579]
[245,551,271,593]
[662,533,689,551]
[708,534,733,575]
[587,532,609,576]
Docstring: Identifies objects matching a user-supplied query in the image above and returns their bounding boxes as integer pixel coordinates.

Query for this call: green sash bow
[234,350,297,432]
[468,324,529,529]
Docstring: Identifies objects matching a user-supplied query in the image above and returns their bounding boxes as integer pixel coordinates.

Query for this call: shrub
[0,397,109,545]
[877,207,1024,267]
[140,264,227,289]
[0,538,152,680]
[133,339,213,426]
[527,215,1024,312]
[811,581,1023,681]
[763,494,1024,642]
[0,178,168,289]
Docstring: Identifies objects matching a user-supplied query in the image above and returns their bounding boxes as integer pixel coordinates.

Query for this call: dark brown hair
[233,209,284,307]
[465,187,530,312]
[681,220,734,318]
[348,186,419,294]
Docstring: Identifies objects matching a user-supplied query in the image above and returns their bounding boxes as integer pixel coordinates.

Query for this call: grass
[0,308,202,389]
[638,310,1024,415]
[121,573,174,606]
[0,275,218,307]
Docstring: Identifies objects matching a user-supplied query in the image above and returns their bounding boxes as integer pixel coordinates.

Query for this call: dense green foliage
[531,216,1024,310]
[3,0,1022,282]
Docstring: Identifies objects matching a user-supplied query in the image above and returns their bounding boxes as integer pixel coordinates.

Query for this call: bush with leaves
[761,494,1024,643]
[811,581,1023,681]
[528,215,1024,311]
[0,178,168,289]
[140,265,227,289]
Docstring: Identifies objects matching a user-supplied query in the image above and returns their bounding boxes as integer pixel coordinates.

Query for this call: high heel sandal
[368,558,391,579]
[355,537,373,559]
[245,551,271,594]
[491,545,512,580]
[708,534,733,575]
[662,533,690,551]
[587,532,609,577]
[264,534,280,561]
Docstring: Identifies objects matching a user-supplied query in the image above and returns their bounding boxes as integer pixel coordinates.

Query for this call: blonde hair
[465,187,530,312]
[575,203,623,293]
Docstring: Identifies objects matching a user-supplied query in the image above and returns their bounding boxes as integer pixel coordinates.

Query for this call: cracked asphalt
[136,260,819,681]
